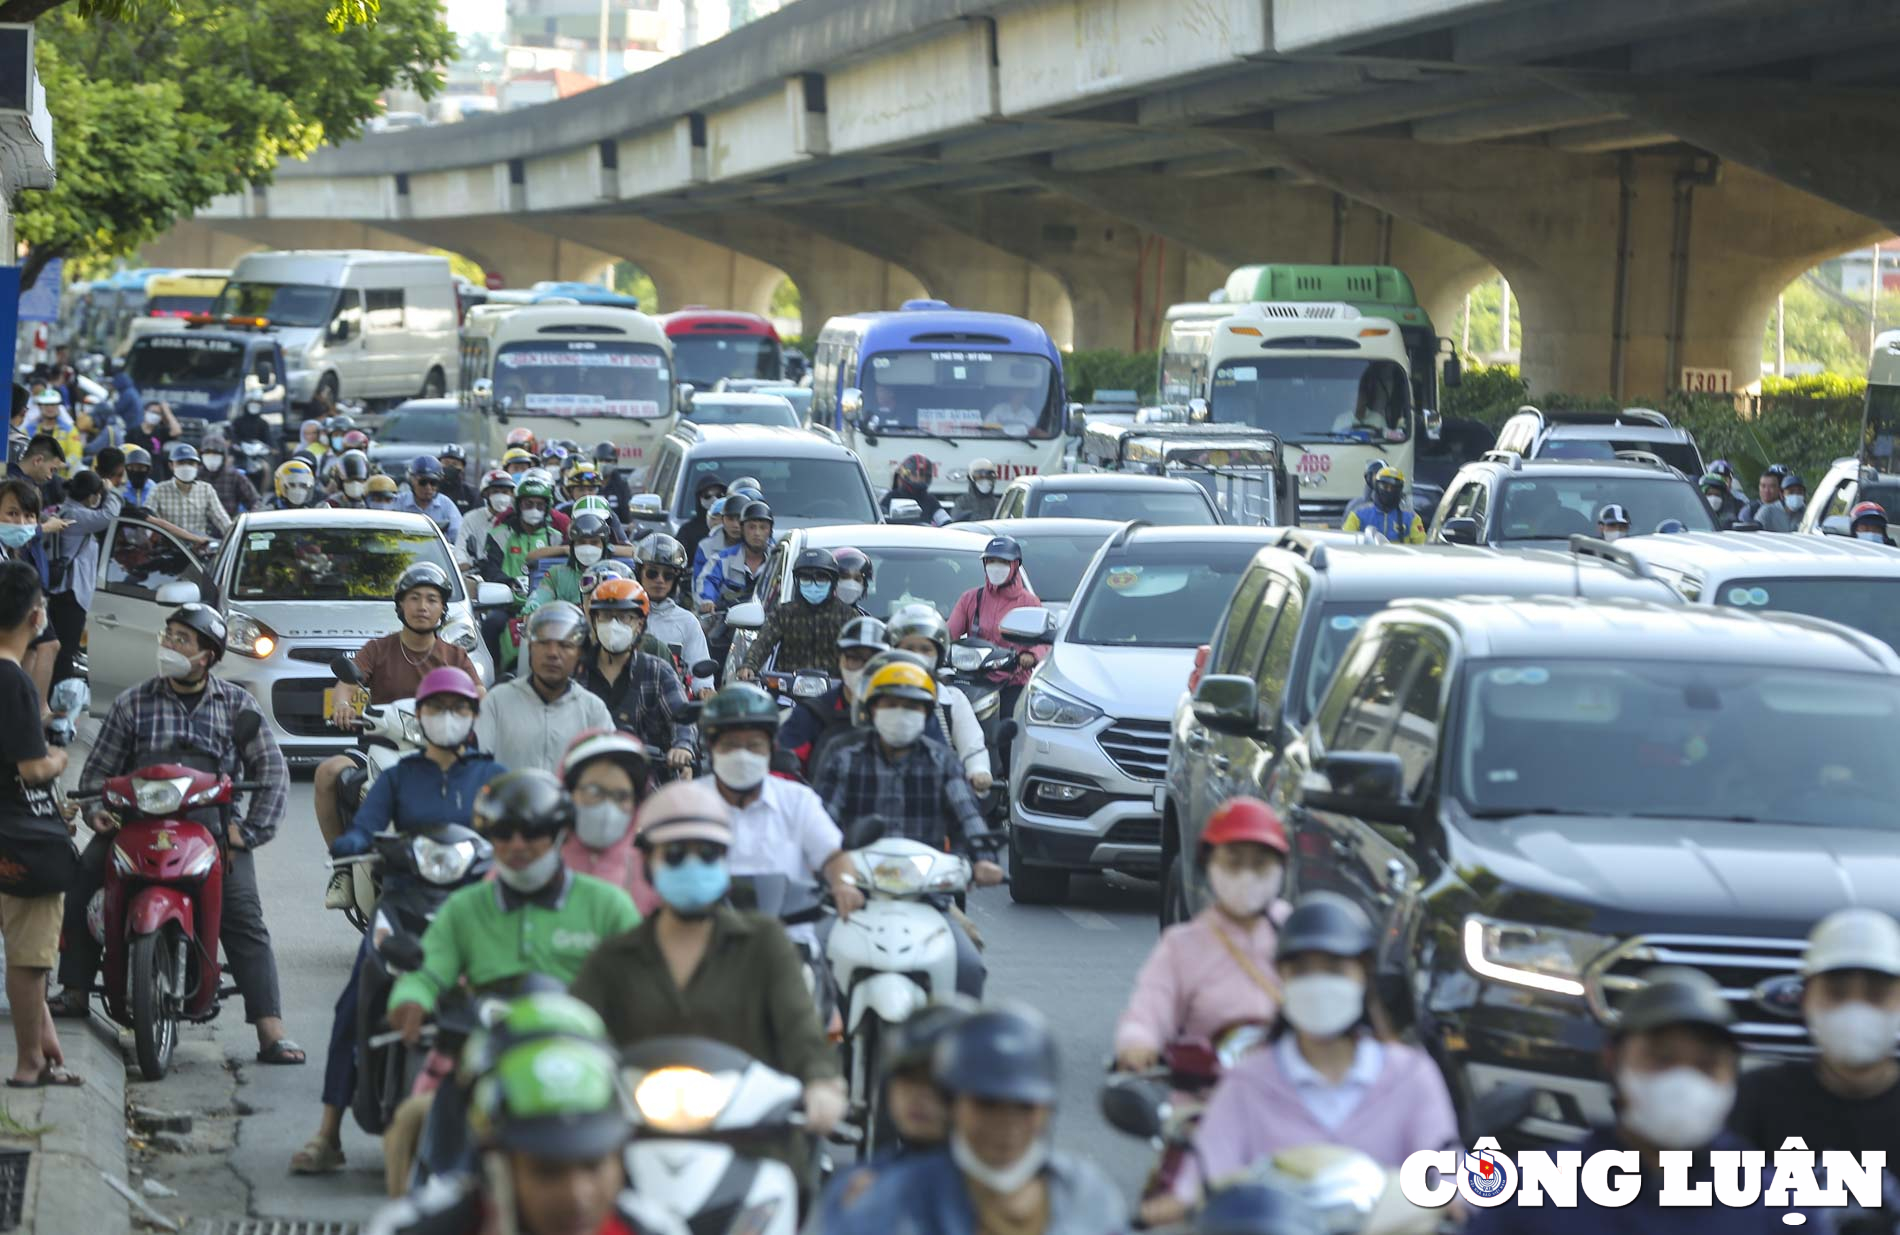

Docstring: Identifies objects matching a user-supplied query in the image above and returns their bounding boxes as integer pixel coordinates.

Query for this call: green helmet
[469,1036,629,1159]
[516,475,555,503]
[1697,472,1728,492]
[701,682,781,737]
[572,494,613,520]
[461,991,609,1082]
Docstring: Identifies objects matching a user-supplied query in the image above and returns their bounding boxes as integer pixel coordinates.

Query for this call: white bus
[461,303,677,482]
[1157,301,1229,404]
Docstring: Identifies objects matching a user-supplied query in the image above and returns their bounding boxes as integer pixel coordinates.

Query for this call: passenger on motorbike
[634,534,713,695]
[500,446,536,480]
[778,616,888,778]
[888,602,991,794]
[293,666,504,1176]
[460,469,515,563]
[738,546,855,678]
[523,512,613,616]
[1115,797,1288,1073]
[832,546,874,617]
[1851,500,1889,543]
[1698,473,1742,530]
[559,729,658,914]
[826,1005,1126,1235]
[698,498,773,612]
[681,478,733,584]
[1163,893,1455,1225]
[576,579,695,776]
[263,459,324,511]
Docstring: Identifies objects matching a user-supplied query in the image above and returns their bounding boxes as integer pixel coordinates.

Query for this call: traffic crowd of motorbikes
[4,363,1900,1235]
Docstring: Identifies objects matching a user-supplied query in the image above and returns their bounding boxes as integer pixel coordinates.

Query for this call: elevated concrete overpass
[145,0,1899,396]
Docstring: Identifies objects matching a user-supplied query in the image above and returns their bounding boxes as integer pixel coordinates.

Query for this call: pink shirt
[1115,908,1284,1054]
[946,570,1049,686]
[560,831,658,916]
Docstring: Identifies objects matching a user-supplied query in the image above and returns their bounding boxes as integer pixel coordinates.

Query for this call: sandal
[256,1038,306,1065]
[6,1066,82,1088]
[45,991,89,1019]
[288,1137,345,1175]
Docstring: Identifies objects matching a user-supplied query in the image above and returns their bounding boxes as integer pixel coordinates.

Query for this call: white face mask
[520,507,546,527]
[285,483,313,504]
[1600,528,1624,542]
[574,544,604,567]
[874,708,926,748]
[841,666,868,698]
[488,493,513,516]
[950,1131,1048,1195]
[142,413,160,429]
[495,845,564,894]
[1207,863,1282,919]
[594,619,635,654]
[420,710,474,750]
[1860,531,1886,542]
[203,453,225,473]
[574,800,631,850]
[835,579,865,606]
[172,465,198,484]
[1280,973,1365,1038]
[1705,494,1725,512]
[156,647,197,681]
[713,748,770,793]
[1809,1001,1900,1068]
[1785,493,1807,512]
[343,480,367,498]
[1617,1066,1734,1149]
[974,478,995,495]
[985,563,1012,588]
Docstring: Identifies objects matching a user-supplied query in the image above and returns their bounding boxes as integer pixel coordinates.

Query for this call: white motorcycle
[826,836,974,1157]
[327,655,423,933]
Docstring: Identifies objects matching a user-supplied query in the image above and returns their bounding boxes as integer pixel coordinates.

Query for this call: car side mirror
[377,931,426,974]
[1299,751,1411,824]
[1820,515,1852,537]
[998,606,1055,645]
[1191,674,1266,737]
[475,581,514,608]
[155,580,200,606]
[330,654,363,685]
[629,494,665,522]
[885,497,923,525]
[726,600,766,631]
[1100,1075,1172,1143]
[1439,517,1479,546]
[840,387,863,424]
[471,378,493,409]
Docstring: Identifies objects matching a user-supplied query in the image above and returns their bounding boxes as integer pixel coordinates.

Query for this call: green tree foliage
[1066,349,1158,402]
[610,261,656,311]
[1761,272,1894,378]
[16,0,453,287]
[768,276,800,322]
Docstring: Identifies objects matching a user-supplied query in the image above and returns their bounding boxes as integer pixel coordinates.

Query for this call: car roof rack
[1107,519,1151,549]
[1480,450,1523,470]
[1272,528,1329,570]
[1567,533,1652,579]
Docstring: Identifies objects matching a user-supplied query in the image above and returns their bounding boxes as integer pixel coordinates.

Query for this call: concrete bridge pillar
[515,213,788,318]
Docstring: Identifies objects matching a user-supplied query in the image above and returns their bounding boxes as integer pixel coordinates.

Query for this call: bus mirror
[1065,403,1084,437]
[471,378,493,409]
[1187,397,1209,424]
[1422,407,1443,442]
[1443,355,1463,389]
[840,388,863,423]
[676,382,695,410]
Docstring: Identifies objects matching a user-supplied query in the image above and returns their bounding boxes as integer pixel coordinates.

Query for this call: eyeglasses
[655,840,726,867]
[413,477,440,489]
[639,566,681,584]
[572,783,637,809]
[158,629,200,651]
[482,823,558,842]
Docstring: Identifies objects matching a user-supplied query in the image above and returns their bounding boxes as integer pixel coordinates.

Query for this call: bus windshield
[671,335,779,387]
[494,340,672,419]
[210,282,337,327]
[1210,356,1411,443]
[1863,383,1900,472]
[861,351,1059,440]
[128,337,245,388]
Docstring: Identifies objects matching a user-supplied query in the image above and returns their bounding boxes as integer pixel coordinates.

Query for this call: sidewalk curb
[8,1016,127,1235]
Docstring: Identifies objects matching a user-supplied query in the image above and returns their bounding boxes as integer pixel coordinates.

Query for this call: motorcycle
[730,873,836,1035]
[943,635,1020,821]
[327,654,423,932]
[1116,1022,1271,1205]
[72,714,269,1080]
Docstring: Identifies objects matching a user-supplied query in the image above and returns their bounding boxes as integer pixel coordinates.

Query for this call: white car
[87,508,507,766]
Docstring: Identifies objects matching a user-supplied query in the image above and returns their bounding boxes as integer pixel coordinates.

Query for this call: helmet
[838,615,889,653]
[409,454,444,480]
[728,475,763,494]
[701,683,781,738]
[564,462,602,489]
[274,459,315,498]
[505,426,537,451]
[335,450,370,482]
[1697,472,1728,492]
[526,601,588,645]
[394,563,453,626]
[1709,459,1736,478]
[325,413,355,434]
[1197,1184,1324,1235]
[1372,466,1405,508]
[1614,965,1735,1038]
[439,443,467,463]
[469,1036,628,1159]
[1852,501,1889,526]
[636,534,688,572]
[832,546,873,582]
[1654,519,1689,534]
[635,780,732,849]
[1596,502,1631,527]
[981,535,1023,564]
[125,445,152,469]
[540,444,569,467]
[730,486,766,509]
[579,560,633,595]
[571,495,612,521]
[1200,797,1289,855]
[589,577,649,616]
[482,468,516,494]
[461,989,609,1080]
[740,499,773,525]
[560,728,651,794]
[567,512,610,545]
[1764,463,1791,479]
[933,1005,1058,1105]
[968,457,998,483]
[886,603,949,662]
[473,769,576,840]
[885,1000,975,1078]
[167,442,200,464]
[501,447,535,470]
[1363,458,1385,486]
[367,475,399,498]
[593,441,618,465]
[417,665,481,706]
[201,431,229,452]
[1278,892,1375,957]
[898,453,934,481]
[792,547,839,581]
[863,659,937,708]
[340,430,369,452]
[515,474,555,504]
[709,494,741,519]
[165,602,227,663]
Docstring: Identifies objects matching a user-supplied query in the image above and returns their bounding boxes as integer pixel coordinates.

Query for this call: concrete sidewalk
[0,1012,130,1235]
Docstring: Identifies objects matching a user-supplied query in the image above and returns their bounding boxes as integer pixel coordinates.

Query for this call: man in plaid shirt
[148,443,233,547]
[198,431,259,518]
[578,579,696,773]
[52,602,305,1063]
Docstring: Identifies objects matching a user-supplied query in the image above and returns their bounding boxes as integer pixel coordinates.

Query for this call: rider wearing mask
[888,603,991,794]
[150,442,231,546]
[1779,472,1808,523]
[365,475,401,510]
[559,729,658,913]
[881,453,948,526]
[524,512,613,616]
[120,445,156,508]
[482,473,564,592]
[1851,501,1890,544]
[738,546,855,678]
[634,534,713,696]
[1742,464,1794,531]
[1730,908,1900,1168]
[947,536,1046,716]
[198,431,258,517]
[831,546,874,617]
[950,459,1001,522]
[293,666,504,1176]
[1698,472,1742,529]
[827,1006,1125,1235]
[1166,894,1455,1224]
[779,616,889,778]
[435,443,475,510]
[679,475,730,580]
[1340,466,1426,544]
[475,603,613,773]
[460,469,516,563]
[1115,798,1288,1072]
[324,450,373,509]
[576,579,696,776]
[265,460,323,511]
[700,498,773,612]
[499,447,536,480]
[692,489,757,597]
[1595,502,1632,542]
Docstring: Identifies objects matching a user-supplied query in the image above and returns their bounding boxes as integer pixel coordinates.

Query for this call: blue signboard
[17,258,59,322]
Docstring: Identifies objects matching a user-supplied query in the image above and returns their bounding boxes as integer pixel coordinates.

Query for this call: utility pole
[1776,293,1785,377]
[1500,277,1512,355]
[597,0,611,81]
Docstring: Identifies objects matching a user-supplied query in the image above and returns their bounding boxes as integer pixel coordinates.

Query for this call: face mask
[156,646,197,681]
[371,497,396,509]
[974,478,995,495]
[842,667,868,698]
[653,855,730,915]
[420,711,474,750]
[574,800,631,850]
[172,465,198,484]
[1601,529,1624,542]
[1785,493,1807,512]
[799,579,832,606]
[950,1131,1048,1195]
[985,563,1012,588]
[1617,1066,1734,1149]
[574,544,604,567]
[0,523,35,550]
[343,480,366,498]
[488,493,513,515]
[495,845,564,894]
[520,507,546,527]
[1280,973,1365,1038]
[203,454,225,473]
[1860,531,1886,542]
[874,708,926,748]
[713,748,769,793]
[835,580,865,606]
[1207,863,1283,919]
[594,620,634,654]
[285,484,313,504]
[1704,494,1724,512]
[142,413,159,429]
[330,435,346,449]
[1809,1001,1900,1068]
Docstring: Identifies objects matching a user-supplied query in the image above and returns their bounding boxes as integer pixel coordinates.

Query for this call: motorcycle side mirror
[330,655,363,685]
[629,494,666,523]
[378,931,426,974]
[1099,1075,1172,1142]
[692,658,720,680]
[234,709,262,748]
[725,600,766,631]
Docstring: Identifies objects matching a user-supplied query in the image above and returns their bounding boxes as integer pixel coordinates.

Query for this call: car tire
[420,367,446,399]
[1160,852,1190,931]
[1007,827,1070,906]
[317,372,339,406]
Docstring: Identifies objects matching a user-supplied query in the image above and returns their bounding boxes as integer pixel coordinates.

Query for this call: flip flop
[256,1038,306,1065]
[288,1137,345,1175]
[45,992,89,1020]
[6,1066,82,1088]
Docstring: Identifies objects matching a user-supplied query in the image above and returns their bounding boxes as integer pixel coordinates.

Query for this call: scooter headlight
[132,776,192,815]
[412,836,476,885]
[950,644,986,673]
[866,853,933,896]
[631,1066,737,1133]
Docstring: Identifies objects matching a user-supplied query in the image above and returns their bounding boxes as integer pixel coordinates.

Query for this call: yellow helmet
[1375,466,1406,486]
[862,660,937,708]
[502,447,535,469]
[367,474,399,496]
[274,459,315,498]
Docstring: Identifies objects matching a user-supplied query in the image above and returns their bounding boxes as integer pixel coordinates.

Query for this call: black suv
[1275,596,1900,1141]
[1429,455,1714,549]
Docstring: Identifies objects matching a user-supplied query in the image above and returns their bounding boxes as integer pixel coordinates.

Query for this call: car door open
[89,518,207,710]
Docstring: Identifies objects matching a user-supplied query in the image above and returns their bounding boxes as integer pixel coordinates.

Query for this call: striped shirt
[147,479,232,540]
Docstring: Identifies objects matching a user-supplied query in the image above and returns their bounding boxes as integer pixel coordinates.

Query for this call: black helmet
[833,545,873,583]
[740,499,773,525]
[567,512,610,545]
[838,615,889,653]
[473,769,577,840]
[336,449,371,482]
[438,442,467,463]
[700,682,781,737]
[1614,966,1735,1039]
[592,441,618,465]
[885,1002,974,1079]
[165,602,227,663]
[125,445,151,469]
[981,535,1023,564]
[394,562,453,629]
[1278,892,1375,958]
[933,1005,1059,1105]
[325,413,355,434]
[635,533,688,571]
[792,547,839,581]
[1197,1184,1325,1235]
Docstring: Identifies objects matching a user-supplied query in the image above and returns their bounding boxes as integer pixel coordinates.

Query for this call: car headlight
[132,776,192,816]
[442,619,482,655]
[867,853,933,895]
[632,1066,737,1133]
[412,836,476,886]
[1025,679,1102,728]
[225,610,278,659]
[1463,915,1615,999]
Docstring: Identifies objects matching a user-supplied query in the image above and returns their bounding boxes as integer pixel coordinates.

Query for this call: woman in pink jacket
[946,534,1048,710]
[558,729,659,915]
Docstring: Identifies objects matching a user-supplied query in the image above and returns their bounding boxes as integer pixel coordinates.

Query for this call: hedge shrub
[1066,349,1159,402]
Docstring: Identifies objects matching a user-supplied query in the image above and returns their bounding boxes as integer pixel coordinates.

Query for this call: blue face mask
[653,855,730,915]
[0,523,36,550]
[799,579,832,606]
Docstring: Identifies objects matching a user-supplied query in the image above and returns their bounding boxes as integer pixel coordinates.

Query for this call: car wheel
[317,372,339,406]
[1160,852,1190,931]
[1007,827,1069,906]
[420,367,446,399]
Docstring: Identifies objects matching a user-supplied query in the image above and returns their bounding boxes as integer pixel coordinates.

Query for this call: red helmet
[1851,501,1888,526]
[898,453,934,481]
[341,430,370,451]
[1200,797,1289,855]
[416,666,481,705]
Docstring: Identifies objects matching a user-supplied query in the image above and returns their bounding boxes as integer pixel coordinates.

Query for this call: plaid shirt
[580,650,695,753]
[80,676,289,848]
[810,727,990,851]
[741,595,853,674]
[147,479,232,540]
[205,466,259,518]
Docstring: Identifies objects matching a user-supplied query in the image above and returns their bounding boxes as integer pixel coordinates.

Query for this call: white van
[209,251,459,408]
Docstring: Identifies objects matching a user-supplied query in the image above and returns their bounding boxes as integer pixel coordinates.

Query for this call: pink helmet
[416,666,481,706]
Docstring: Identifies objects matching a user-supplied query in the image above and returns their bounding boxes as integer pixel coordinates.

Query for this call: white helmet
[1803,908,1900,977]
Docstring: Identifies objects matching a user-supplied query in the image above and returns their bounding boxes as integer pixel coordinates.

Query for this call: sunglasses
[655,840,726,867]
[482,822,560,842]
[413,477,440,488]
[640,566,681,584]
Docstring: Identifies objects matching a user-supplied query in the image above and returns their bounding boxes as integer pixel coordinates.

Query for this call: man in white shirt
[472,603,611,771]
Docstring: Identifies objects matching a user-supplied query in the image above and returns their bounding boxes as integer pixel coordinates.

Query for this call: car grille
[1105,819,1161,846]
[287,646,355,665]
[1097,719,1170,782]
[1587,934,1811,1056]
[271,678,338,738]
[1299,498,1349,526]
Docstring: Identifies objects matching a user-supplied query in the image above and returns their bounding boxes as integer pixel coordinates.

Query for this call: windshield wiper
[880,425,962,448]
[1464,806,1610,820]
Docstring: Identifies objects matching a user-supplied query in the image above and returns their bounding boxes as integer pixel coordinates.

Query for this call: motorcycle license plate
[322,685,366,722]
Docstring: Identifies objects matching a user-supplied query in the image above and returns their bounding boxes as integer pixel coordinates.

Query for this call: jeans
[48,591,86,685]
[322,936,372,1109]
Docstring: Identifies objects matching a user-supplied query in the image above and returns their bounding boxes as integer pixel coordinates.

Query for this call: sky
[443,0,504,36]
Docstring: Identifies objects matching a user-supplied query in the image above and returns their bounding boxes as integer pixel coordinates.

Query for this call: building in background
[501,0,785,85]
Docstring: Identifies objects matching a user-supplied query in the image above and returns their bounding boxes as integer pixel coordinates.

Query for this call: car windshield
[494,340,672,419]
[1031,486,1215,525]
[1296,603,1383,725]
[860,351,1060,440]
[1495,476,1714,540]
[1067,542,1263,647]
[1011,531,1115,604]
[230,525,458,602]
[1715,576,1900,656]
[1456,659,1900,829]
[678,456,875,524]
[671,335,780,387]
[683,397,800,428]
[1539,436,1701,476]
[840,546,987,622]
[1209,357,1411,444]
[128,336,245,388]
[1862,384,1900,473]
[210,281,337,327]
[377,406,460,444]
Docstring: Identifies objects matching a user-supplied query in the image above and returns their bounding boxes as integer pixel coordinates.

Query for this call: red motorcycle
[77,757,264,1080]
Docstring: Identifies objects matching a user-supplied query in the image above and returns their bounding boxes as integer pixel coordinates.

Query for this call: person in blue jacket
[1341,466,1425,543]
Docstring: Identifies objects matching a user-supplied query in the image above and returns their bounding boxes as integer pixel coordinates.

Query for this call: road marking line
[1059,908,1116,931]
